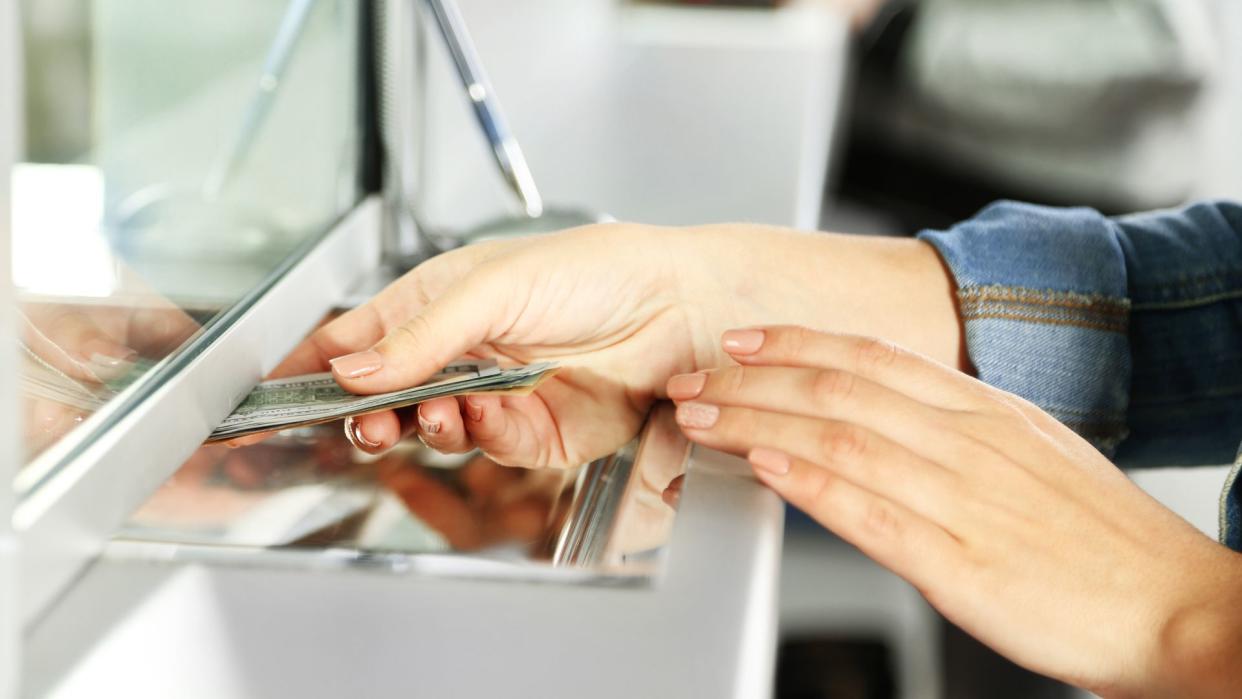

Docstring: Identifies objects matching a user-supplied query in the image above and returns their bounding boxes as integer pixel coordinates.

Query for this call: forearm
[671,224,967,373]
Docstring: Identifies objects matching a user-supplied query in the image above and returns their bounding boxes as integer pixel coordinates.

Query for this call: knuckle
[809,368,855,407]
[722,365,748,395]
[773,325,811,358]
[817,422,868,461]
[862,500,902,539]
[855,337,900,372]
[389,314,434,351]
[807,470,842,508]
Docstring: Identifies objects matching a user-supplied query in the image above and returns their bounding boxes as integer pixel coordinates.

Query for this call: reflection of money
[19,343,153,412]
[207,359,557,443]
[21,346,105,412]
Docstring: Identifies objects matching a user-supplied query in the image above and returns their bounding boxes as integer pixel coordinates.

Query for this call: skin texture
[254,222,1240,695]
[667,326,1242,698]
[256,222,963,468]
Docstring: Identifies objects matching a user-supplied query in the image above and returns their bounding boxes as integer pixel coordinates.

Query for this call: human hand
[262,223,961,469]
[666,325,1242,697]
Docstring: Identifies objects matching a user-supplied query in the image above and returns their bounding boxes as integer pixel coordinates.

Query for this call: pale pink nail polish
[721,329,765,355]
[749,447,791,476]
[329,350,383,378]
[676,401,720,429]
[417,404,441,435]
[464,396,485,422]
[666,372,707,400]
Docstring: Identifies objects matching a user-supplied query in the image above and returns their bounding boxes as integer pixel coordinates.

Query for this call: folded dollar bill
[206,359,557,443]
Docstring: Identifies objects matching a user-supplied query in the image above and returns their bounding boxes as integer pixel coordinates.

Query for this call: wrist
[668,224,968,372]
[1147,549,1242,698]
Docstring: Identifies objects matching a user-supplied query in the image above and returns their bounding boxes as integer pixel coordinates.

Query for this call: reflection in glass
[116,408,690,584]
[14,1,362,479]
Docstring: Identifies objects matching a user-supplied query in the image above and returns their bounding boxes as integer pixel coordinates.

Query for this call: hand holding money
[208,359,556,443]
[261,227,706,467]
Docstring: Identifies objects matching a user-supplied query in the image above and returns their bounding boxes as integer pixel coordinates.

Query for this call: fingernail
[464,396,485,422]
[675,401,719,429]
[722,329,765,355]
[666,372,707,400]
[417,404,441,435]
[345,416,382,449]
[329,350,383,379]
[81,338,138,367]
[749,447,791,476]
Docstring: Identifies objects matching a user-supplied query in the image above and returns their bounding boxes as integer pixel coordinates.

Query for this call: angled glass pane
[14,0,362,494]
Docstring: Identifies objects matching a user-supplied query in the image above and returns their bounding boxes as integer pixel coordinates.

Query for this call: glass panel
[114,405,689,584]
[14,1,362,489]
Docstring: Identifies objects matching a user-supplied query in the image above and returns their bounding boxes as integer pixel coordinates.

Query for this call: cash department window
[14,0,368,495]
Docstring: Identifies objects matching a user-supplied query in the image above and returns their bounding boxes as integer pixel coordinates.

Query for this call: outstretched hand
[668,325,1242,697]
[256,225,704,468]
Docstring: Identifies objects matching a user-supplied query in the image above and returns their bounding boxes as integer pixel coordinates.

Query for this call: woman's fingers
[460,393,559,469]
[412,397,472,452]
[330,263,519,395]
[270,303,389,379]
[675,402,966,528]
[270,240,509,380]
[669,364,973,472]
[720,325,989,411]
[747,446,963,593]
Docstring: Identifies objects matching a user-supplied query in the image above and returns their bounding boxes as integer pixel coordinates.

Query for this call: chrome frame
[1,1,22,694]
[16,197,381,627]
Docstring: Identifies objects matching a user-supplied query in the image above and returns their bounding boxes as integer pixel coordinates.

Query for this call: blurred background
[16,0,1242,697]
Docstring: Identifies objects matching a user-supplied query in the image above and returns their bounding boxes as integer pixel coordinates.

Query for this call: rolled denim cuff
[917,201,1132,453]
[1222,450,1242,552]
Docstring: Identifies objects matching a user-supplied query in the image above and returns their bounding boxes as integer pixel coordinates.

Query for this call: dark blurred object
[657,0,784,6]
[836,0,1218,233]
[776,636,896,699]
[940,619,1076,699]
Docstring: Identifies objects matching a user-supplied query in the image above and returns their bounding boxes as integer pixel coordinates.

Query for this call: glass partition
[14,1,364,493]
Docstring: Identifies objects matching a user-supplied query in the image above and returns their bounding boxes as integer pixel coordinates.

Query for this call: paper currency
[19,339,556,444]
[20,342,153,413]
[206,359,557,442]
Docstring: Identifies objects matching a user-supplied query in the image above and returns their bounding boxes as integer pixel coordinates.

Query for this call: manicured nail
[81,338,138,367]
[722,329,765,355]
[666,372,707,400]
[345,416,382,449]
[676,401,719,429]
[464,395,485,422]
[329,350,383,379]
[417,404,441,435]
[749,447,791,476]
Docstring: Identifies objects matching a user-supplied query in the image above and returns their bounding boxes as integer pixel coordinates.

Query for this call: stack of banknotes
[207,358,556,442]
[20,343,556,443]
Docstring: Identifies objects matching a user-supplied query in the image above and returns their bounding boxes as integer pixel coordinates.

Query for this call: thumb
[328,265,513,394]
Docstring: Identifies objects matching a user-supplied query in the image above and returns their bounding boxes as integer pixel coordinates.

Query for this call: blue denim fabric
[917,200,1242,550]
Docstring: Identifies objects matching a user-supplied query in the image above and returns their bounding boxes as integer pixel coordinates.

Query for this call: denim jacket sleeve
[916,200,1242,550]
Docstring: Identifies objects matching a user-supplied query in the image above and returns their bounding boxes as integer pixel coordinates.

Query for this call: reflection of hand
[377,453,563,551]
[265,224,960,468]
[20,295,199,457]
[21,295,198,377]
[667,325,1242,696]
